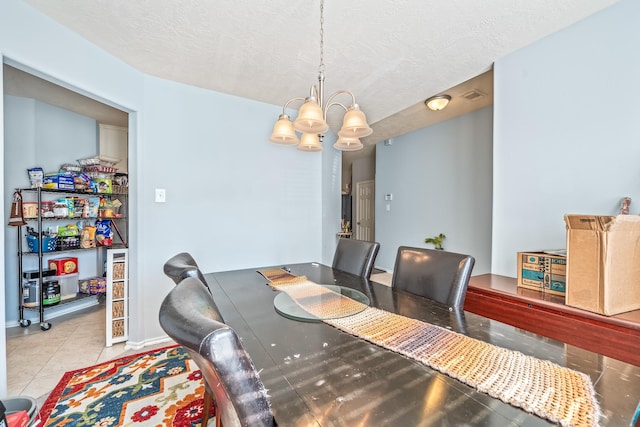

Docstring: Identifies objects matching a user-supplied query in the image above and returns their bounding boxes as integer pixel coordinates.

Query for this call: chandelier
[268,0,372,152]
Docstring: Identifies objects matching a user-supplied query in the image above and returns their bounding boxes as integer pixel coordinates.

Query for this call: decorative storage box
[565,214,640,315]
[517,251,566,296]
[48,257,78,275]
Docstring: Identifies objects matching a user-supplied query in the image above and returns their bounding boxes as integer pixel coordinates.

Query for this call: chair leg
[202,390,212,426]
[215,399,221,427]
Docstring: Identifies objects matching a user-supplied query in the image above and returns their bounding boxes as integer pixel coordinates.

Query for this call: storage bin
[56,236,81,251]
[56,273,79,300]
[26,235,57,253]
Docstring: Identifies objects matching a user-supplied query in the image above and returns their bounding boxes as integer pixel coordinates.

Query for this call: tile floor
[5,305,128,399]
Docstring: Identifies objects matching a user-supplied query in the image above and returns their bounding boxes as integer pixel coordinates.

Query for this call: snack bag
[95,219,113,246]
[80,226,97,248]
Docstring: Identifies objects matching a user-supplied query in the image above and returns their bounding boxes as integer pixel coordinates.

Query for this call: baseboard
[124,335,173,351]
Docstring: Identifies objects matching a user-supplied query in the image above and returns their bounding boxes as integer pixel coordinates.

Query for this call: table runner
[258,268,601,427]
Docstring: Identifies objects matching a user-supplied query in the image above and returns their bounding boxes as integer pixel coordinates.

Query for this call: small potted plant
[424,233,446,250]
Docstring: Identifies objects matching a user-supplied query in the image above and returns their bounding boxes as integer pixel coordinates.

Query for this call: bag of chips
[95,219,113,246]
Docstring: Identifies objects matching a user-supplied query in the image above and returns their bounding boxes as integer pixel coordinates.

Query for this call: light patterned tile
[21,371,68,399]
[96,343,127,364]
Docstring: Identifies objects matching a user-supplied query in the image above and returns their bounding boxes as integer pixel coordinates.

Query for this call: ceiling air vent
[461,89,487,102]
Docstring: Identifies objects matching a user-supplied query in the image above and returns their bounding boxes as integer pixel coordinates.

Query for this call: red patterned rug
[37,345,215,427]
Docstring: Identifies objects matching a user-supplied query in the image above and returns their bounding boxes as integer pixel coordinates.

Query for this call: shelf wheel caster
[20,319,31,327]
[40,322,52,331]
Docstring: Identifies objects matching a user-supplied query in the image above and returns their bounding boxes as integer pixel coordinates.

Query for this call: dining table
[205,262,640,427]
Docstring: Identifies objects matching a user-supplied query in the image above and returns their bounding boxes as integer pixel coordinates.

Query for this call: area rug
[258,268,601,427]
[37,345,215,427]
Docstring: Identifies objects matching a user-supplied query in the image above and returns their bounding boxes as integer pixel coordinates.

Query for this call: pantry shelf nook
[15,186,128,331]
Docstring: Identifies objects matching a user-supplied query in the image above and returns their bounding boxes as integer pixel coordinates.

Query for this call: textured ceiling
[22,0,619,144]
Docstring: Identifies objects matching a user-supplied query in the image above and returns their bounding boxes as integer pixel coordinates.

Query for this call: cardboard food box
[517,251,566,296]
[564,214,640,316]
[48,257,78,275]
[43,173,75,190]
[91,178,112,194]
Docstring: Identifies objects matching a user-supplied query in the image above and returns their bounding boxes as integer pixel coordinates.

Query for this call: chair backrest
[332,238,381,279]
[391,246,475,310]
[163,252,210,289]
[159,277,275,427]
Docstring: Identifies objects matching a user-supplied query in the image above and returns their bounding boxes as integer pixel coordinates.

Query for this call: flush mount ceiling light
[268,0,372,152]
[425,94,452,111]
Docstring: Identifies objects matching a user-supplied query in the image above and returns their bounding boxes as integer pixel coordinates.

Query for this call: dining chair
[391,246,475,310]
[332,238,381,279]
[163,252,210,290]
[159,276,275,427]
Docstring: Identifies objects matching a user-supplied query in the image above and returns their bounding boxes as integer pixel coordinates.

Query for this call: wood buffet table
[206,263,640,427]
[465,274,640,367]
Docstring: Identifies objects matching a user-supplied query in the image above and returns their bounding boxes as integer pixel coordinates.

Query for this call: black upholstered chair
[332,238,381,279]
[163,252,210,290]
[391,246,475,311]
[159,277,275,427]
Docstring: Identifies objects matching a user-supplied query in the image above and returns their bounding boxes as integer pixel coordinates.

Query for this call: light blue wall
[0,0,332,396]
[3,96,100,325]
[491,0,640,276]
[375,106,494,274]
[134,75,325,342]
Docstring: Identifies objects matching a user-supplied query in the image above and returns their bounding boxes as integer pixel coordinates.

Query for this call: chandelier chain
[319,0,325,75]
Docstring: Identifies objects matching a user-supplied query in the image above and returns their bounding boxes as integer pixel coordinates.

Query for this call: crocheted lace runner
[258,269,601,427]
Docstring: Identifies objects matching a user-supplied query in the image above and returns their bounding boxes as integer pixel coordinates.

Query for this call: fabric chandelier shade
[268,0,371,152]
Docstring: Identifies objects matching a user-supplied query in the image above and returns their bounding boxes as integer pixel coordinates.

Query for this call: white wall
[375,106,494,273]
[491,0,640,277]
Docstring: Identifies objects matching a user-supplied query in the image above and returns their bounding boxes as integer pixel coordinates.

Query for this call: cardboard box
[91,178,112,194]
[48,257,78,275]
[43,173,75,190]
[517,251,566,296]
[565,214,640,315]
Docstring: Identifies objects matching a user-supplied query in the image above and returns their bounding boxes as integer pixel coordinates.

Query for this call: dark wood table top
[206,263,640,427]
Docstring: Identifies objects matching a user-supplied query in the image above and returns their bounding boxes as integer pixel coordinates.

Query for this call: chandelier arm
[324,101,348,120]
[281,97,307,115]
[323,90,356,112]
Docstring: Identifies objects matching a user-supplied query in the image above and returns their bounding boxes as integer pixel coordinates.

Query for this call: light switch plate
[155,188,166,203]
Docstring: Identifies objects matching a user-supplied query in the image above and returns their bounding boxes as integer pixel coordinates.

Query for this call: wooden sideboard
[464,274,640,366]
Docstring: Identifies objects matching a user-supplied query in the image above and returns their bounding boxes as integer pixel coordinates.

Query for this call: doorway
[342,147,376,241]
[355,180,375,240]
[2,61,131,396]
